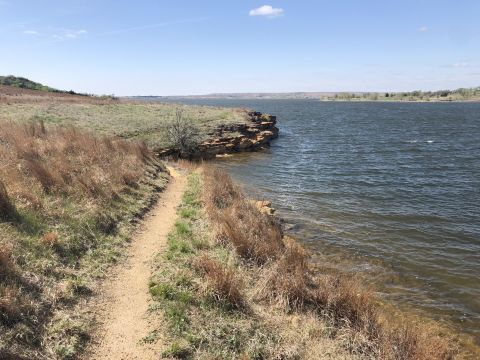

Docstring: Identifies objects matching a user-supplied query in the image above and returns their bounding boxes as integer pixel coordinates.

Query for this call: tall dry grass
[203,167,283,264]
[0,120,156,205]
[0,180,17,221]
[202,166,456,360]
[0,120,166,358]
[194,254,245,309]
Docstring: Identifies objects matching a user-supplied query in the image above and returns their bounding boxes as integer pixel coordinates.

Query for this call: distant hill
[0,75,91,96]
[0,75,61,92]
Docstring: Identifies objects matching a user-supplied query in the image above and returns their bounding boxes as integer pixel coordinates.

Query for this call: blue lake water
[164,99,480,342]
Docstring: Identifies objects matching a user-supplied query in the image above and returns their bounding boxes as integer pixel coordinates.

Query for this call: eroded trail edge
[86,167,186,360]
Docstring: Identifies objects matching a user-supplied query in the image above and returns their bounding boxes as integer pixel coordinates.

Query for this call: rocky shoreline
[158,111,279,159]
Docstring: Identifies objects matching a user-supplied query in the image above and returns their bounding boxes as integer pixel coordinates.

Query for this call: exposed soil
[84,166,186,360]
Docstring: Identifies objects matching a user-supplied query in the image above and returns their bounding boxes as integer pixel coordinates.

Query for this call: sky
[1,0,479,96]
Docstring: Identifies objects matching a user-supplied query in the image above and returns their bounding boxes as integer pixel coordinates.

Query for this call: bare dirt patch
[84,166,186,360]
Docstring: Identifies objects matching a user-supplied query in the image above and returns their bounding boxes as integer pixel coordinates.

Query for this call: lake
[164,99,480,343]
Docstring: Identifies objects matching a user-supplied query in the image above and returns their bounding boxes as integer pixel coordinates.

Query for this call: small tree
[163,109,200,157]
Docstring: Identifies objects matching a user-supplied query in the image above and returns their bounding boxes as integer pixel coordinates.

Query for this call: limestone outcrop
[158,111,279,159]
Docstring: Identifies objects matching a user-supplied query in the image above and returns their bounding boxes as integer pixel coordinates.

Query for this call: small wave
[427,140,434,144]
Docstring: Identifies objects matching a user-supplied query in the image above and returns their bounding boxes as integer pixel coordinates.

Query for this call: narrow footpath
[85,167,186,360]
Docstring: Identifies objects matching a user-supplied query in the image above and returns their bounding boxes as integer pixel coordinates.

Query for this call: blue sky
[1,1,479,95]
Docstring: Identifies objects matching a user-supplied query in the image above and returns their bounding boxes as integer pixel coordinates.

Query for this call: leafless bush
[163,109,201,157]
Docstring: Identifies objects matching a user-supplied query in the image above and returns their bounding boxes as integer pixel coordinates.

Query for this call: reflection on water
[165,99,480,344]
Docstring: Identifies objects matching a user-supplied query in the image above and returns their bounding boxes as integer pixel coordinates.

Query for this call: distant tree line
[326,86,480,101]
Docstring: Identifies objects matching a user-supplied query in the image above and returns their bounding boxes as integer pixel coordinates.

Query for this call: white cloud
[452,62,469,68]
[106,18,207,35]
[23,30,39,35]
[53,29,87,40]
[419,26,428,32]
[249,5,284,18]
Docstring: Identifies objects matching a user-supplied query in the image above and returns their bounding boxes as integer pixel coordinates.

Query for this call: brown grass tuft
[258,236,314,311]
[203,166,284,264]
[25,159,61,194]
[0,242,15,276]
[194,254,245,309]
[379,321,456,360]
[42,232,59,247]
[0,284,23,324]
[0,180,17,220]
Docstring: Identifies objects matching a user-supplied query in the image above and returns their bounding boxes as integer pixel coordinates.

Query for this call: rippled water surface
[166,99,480,341]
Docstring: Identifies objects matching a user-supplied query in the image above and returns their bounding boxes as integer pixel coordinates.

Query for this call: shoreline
[157,110,279,159]
[148,166,461,358]
[252,191,480,354]
[218,168,480,357]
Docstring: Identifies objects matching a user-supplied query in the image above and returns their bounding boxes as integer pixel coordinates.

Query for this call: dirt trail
[86,167,186,360]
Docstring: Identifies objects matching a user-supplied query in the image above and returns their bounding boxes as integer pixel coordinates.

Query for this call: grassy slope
[149,168,458,360]
[0,121,168,359]
[0,91,250,150]
[0,76,59,93]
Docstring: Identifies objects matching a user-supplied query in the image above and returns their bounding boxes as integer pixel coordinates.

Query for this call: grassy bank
[0,121,168,359]
[149,167,456,359]
[0,86,251,150]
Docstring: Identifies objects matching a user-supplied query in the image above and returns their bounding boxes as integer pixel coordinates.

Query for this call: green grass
[0,102,250,149]
[148,172,291,359]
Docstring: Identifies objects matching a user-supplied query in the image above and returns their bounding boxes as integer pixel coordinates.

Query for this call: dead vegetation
[201,166,457,360]
[0,120,155,202]
[194,254,245,310]
[0,120,168,359]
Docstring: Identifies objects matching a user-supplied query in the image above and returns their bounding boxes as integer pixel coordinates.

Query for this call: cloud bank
[249,5,284,18]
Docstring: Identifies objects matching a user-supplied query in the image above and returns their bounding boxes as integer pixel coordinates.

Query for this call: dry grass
[203,167,283,264]
[0,84,116,105]
[0,241,15,277]
[0,181,17,221]
[0,121,155,202]
[0,284,24,325]
[257,236,314,311]
[202,166,457,360]
[379,322,455,360]
[0,91,251,150]
[0,120,167,359]
[194,254,245,309]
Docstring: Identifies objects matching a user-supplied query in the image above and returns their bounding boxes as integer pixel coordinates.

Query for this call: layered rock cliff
[158,111,279,159]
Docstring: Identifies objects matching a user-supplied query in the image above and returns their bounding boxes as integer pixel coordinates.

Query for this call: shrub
[163,109,201,157]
